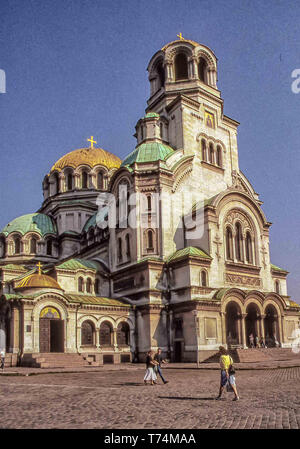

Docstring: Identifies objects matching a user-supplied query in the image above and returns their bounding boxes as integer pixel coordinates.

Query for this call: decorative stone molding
[225,272,261,287]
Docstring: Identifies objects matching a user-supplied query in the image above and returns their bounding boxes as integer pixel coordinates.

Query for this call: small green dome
[1,213,57,237]
[121,142,175,167]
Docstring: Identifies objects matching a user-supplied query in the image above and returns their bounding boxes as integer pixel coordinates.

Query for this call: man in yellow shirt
[216,346,240,401]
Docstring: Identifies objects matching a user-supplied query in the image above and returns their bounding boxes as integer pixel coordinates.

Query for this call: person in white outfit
[144,350,158,385]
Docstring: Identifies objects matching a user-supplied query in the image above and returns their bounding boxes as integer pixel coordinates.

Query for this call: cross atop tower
[177,32,184,40]
[87,136,97,149]
[36,262,43,275]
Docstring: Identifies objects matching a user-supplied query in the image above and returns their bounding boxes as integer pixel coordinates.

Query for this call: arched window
[0,237,5,258]
[14,237,21,254]
[156,62,165,88]
[46,239,52,256]
[97,172,103,189]
[86,278,92,294]
[175,53,188,80]
[100,322,113,346]
[226,227,233,260]
[147,230,154,249]
[147,195,152,211]
[209,143,214,164]
[88,228,95,245]
[216,146,222,167]
[66,172,73,191]
[78,277,84,292]
[141,126,144,141]
[82,171,88,189]
[81,321,94,345]
[198,57,207,83]
[245,232,253,264]
[160,122,164,139]
[201,270,208,287]
[95,278,100,295]
[125,234,131,258]
[201,139,207,161]
[117,322,130,346]
[53,173,59,195]
[275,280,280,294]
[30,237,37,254]
[235,222,243,262]
[118,237,122,262]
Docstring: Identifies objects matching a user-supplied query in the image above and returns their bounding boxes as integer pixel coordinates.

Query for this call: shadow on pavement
[158,396,216,401]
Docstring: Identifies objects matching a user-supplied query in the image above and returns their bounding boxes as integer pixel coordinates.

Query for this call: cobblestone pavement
[0,366,299,429]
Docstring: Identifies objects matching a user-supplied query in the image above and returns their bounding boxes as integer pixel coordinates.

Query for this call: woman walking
[216,346,239,401]
[144,350,158,385]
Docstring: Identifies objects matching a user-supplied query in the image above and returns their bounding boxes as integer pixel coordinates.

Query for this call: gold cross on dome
[87,136,97,149]
[177,32,184,40]
[36,262,43,275]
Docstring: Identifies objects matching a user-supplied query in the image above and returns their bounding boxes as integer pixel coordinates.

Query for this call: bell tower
[145,36,240,175]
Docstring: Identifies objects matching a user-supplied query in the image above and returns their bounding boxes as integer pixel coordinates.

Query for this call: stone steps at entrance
[235,348,300,363]
[21,353,90,368]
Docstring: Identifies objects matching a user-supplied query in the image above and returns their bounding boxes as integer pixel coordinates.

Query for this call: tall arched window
[66,172,73,191]
[198,57,207,83]
[147,230,154,249]
[275,280,280,294]
[97,172,103,189]
[235,223,243,262]
[209,143,214,164]
[245,232,253,264]
[95,278,100,295]
[14,237,21,254]
[201,270,208,287]
[226,227,233,260]
[175,53,188,80]
[125,233,131,259]
[216,146,222,167]
[82,171,88,189]
[118,237,122,262]
[54,173,59,195]
[0,237,5,258]
[30,237,37,254]
[201,139,207,161]
[81,321,94,345]
[46,239,52,256]
[156,62,165,88]
[147,195,152,211]
[117,322,130,346]
[78,277,84,292]
[86,277,92,293]
[100,322,113,346]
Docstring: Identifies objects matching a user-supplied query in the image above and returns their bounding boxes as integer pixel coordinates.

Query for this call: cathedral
[0,37,299,367]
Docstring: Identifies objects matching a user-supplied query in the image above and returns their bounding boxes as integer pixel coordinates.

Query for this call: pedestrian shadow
[114,382,143,386]
[158,396,215,401]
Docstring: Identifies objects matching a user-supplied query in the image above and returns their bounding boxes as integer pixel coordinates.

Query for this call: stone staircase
[21,353,91,368]
[235,348,300,363]
[198,349,239,363]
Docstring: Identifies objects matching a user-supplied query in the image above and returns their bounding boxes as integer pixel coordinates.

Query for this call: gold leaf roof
[50,147,122,172]
[161,38,201,51]
[15,273,63,290]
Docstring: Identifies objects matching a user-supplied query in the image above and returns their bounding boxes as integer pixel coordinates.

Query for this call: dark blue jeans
[157,365,166,383]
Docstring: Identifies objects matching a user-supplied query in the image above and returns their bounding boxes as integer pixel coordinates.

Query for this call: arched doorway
[39,307,64,353]
[264,305,280,347]
[225,302,242,347]
[245,304,261,346]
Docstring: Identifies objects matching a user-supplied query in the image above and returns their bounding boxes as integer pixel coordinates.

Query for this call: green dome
[144,112,160,118]
[1,213,57,237]
[121,142,175,167]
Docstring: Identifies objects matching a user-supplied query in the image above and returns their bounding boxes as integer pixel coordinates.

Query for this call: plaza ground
[0,363,299,429]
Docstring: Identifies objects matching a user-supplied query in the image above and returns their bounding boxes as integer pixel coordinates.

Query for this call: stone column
[77,326,81,350]
[59,173,65,193]
[90,173,96,189]
[237,315,242,346]
[241,314,247,348]
[279,315,284,346]
[220,312,226,345]
[260,314,266,341]
[130,328,136,355]
[169,310,174,359]
[165,61,173,82]
[9,306,20,354]
[113,328,118,351]
[95,329,100,349]
[74,173,80,189]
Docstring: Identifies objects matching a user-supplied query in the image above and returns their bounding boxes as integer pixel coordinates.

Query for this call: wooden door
[39,319,50,353]
[50,319,64,353]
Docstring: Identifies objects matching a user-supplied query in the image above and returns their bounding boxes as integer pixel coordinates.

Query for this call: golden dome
[15,273,63,290]
[161,38,201,51]
[50,147,122,172]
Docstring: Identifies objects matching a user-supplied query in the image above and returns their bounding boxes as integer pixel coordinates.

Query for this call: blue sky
[0,0,299,301]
